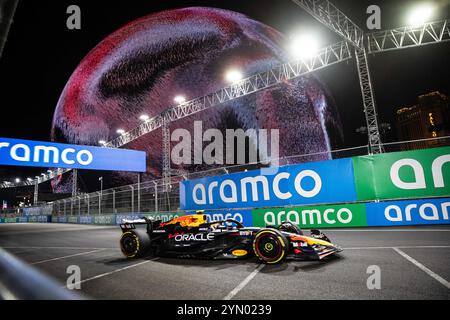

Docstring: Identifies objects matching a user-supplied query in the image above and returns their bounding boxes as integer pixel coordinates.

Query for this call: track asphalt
[1,223,449,299]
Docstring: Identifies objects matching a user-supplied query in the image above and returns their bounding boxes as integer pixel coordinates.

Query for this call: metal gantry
[354,48,383,153]
[1,3,449,191]
[162,116,171,191]
[292,0,384,153]
[104,41,351,149]
[291,0,365,49]
[71,169,78,197]
[367,19,450,53]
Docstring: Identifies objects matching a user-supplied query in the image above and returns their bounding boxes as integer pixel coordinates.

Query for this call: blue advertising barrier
[180,158,357,210]
[79,215,93,224]
[366,197,450,226]
[0,137,146,172]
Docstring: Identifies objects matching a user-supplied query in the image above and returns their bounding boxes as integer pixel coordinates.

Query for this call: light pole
[99,177,103,214]
[99,176,104,195]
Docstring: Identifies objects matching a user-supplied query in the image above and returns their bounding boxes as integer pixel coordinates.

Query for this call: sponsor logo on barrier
[181,158,356,210]
[186,209,253,226]
[366,198,450,226]
[354,147,450,200]
[79,216,93,224]
[0,137,146,172]
[145,213,181,222]
[94,215,115,225]
[252,203,367,228]
[68,216,79,224]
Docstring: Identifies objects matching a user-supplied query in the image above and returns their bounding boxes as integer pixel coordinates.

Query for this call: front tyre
[120,229,150,258]
[253,229,288,264]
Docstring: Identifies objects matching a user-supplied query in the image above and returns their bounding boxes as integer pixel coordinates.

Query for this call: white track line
[3,245,450,251]
[344,245,450,250]
[0,226,116,235]
[31,249,105,265]
[224,264,265,300]
[323,229,450,232]
[1,246,119,250]
[393,247,450,290]
[71,259,157,287]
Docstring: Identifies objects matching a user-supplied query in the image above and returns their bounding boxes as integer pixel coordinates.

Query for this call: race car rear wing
[119,217,160,233]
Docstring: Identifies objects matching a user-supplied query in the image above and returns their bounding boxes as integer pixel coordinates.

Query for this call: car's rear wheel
[120,229,150,258]
[253,229,288,264]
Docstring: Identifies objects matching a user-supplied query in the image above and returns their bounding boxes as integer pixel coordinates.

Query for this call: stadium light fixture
[225,69,243,83]
[139,114,150,121]
[289,34,319,59]
[116,129,125,135]
[408,4,434,26]
[174,96,186,104]
[15,178,20,183]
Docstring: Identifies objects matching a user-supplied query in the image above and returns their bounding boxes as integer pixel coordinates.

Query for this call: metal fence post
[130,186,135,213]
[153,181,158,213]
[87,194,90,215]
[137,174,141,212]
[98,192,101,215]
[113,190,116,213]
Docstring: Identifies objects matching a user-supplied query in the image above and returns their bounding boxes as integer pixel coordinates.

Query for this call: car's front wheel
[120,229,150,258]
[253,229,288,264]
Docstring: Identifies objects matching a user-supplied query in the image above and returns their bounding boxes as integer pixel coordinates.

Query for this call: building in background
[396,91,449,151]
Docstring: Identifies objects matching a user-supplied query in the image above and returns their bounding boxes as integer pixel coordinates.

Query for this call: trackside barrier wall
[6,196,448,228]
[180,147,450,210]
[0,215,51,223]
[3,147,449,228]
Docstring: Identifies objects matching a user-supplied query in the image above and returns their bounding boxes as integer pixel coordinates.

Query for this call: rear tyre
[253,229,288,264]
[120,229,151,258]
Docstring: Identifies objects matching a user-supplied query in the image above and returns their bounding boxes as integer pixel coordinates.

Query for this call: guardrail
[0,248,84,299]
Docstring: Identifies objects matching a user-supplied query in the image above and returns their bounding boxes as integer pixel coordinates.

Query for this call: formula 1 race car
[119,212,342,264]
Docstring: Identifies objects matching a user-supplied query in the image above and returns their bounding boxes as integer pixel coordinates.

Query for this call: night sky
[0,0,449,183]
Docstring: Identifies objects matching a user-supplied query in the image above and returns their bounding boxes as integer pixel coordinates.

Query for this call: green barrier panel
[4,217,17,223]
[0,218,4,223]
[93,215,115,225]
[252,203,367,228]
[353,146,450,201]
[67,216,79,224]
